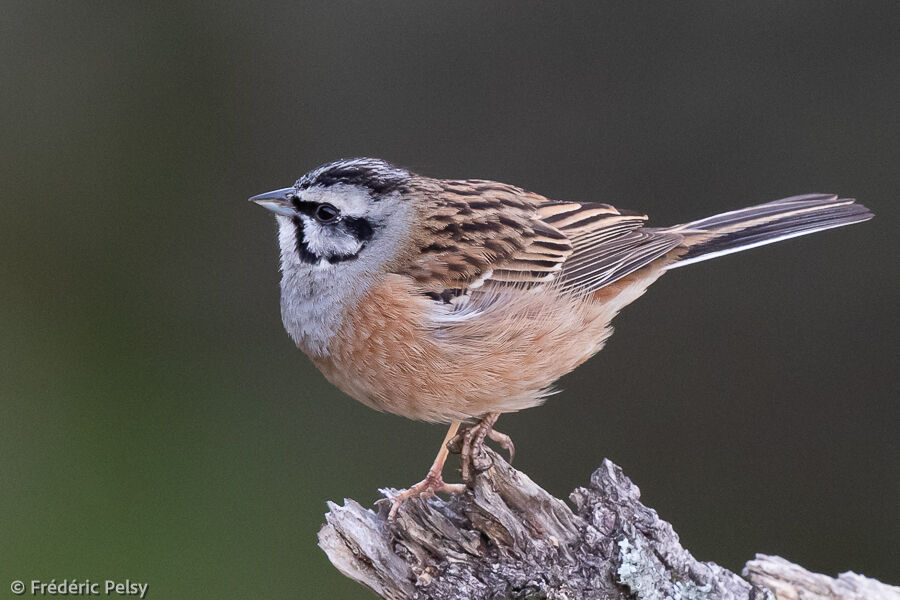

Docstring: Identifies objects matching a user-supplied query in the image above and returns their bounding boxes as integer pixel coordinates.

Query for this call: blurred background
[1,2,898,598]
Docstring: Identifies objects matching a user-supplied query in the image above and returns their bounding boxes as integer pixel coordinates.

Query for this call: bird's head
[250,157,417,270]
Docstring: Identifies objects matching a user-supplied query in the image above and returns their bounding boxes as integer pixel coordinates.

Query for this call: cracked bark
[318,449,899,600]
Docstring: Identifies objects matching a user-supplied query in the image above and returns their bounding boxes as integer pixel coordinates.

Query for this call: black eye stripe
[343,216,374,242]
[290,198,342,224]
[290,197,320,217]
[289,196,375,244]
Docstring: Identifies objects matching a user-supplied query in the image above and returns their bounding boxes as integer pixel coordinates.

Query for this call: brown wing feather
[397,179,680,299]
[399,179,572,294]
[537,201,682,293]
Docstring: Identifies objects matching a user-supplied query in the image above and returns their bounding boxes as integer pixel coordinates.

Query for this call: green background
[1,2,898,598]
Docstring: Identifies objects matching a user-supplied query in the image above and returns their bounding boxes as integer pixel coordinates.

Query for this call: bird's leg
[386,421,466,519]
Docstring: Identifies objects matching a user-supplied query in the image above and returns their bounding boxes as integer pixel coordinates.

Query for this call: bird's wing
[398,179,681,305]
[398,179,571,302]
[537,201,683,293]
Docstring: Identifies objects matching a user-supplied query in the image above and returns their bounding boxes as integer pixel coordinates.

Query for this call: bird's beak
[249,187,296,217]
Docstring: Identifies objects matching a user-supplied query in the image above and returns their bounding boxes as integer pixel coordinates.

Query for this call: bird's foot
[447,423,515,463]
[449,413,512,485]
[382,471,466,520]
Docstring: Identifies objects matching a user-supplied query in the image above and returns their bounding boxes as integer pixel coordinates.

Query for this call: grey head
[250,157,417,357]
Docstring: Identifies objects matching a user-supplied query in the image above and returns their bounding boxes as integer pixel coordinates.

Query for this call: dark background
[1,2,897,598]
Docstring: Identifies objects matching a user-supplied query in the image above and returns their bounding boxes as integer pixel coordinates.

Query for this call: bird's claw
[487,429,515,463]
[383,472,466,519]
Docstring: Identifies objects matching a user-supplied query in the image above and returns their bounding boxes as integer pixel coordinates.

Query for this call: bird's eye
[314,203,340,224]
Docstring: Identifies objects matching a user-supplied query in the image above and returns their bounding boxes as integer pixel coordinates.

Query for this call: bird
[250,157,873,517]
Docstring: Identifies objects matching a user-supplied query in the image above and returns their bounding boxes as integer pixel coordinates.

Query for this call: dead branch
[319,449,897,600]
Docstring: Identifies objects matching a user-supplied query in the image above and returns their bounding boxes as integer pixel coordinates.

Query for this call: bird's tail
[664,194,873,269]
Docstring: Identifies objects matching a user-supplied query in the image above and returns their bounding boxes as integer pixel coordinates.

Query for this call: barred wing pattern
[536,202,682,293]
[405,179,683,307]
[480,200,682,295]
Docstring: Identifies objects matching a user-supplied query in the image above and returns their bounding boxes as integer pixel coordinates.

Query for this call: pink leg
[387,422,466,519]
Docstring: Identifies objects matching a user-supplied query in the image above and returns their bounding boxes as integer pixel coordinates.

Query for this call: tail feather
[665,194,873,269]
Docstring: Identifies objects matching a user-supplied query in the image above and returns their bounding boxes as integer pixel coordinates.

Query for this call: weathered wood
[744,555,900,600]
[318,449,896,599]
